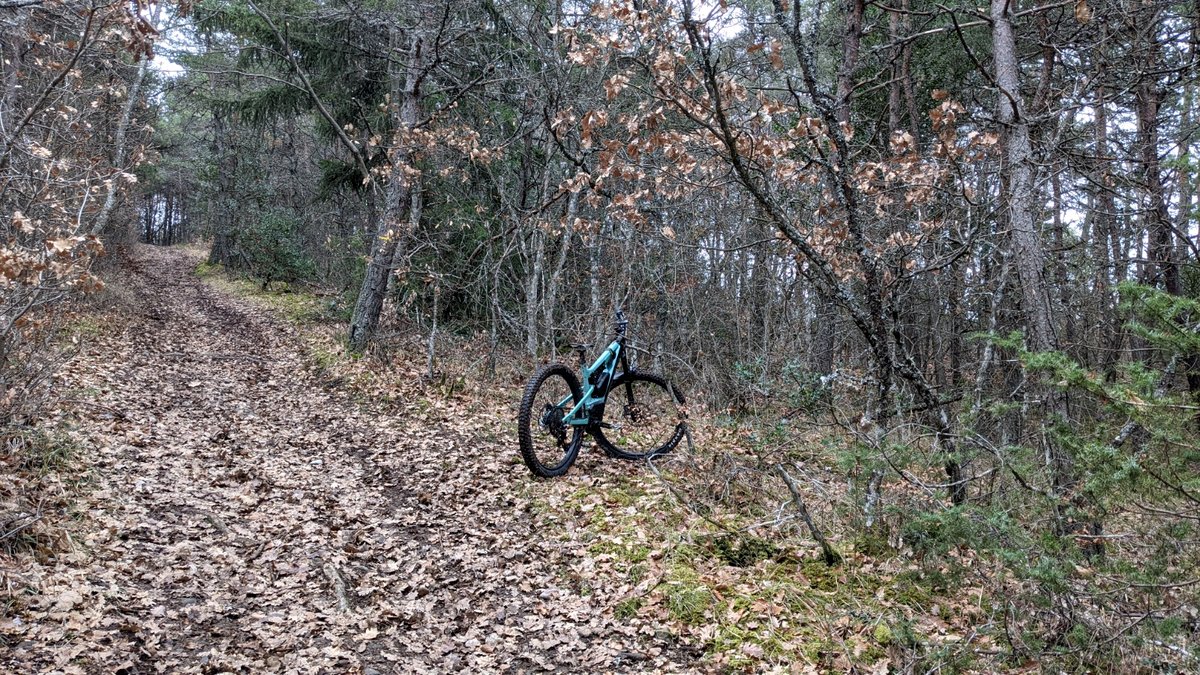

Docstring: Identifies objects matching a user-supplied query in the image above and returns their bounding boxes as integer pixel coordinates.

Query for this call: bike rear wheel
[593,371,686,460]
[518,363,586,477]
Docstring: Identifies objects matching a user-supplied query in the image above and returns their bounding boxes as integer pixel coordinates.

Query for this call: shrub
[233,211,316,288]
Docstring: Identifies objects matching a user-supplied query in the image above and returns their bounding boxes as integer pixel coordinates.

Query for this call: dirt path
[3,246,695,673]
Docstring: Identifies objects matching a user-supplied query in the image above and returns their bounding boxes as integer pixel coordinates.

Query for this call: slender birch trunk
[91,3,162,237]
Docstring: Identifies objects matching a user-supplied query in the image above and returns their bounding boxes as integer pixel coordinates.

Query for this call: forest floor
[14,245,1174,674]
[0,245,705,673]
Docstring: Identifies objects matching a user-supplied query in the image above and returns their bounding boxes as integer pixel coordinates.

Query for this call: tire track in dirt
[1,245,697,673]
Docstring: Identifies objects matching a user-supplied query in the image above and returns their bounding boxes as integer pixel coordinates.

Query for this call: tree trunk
[208,111,237,266]
[993,0,1077,512]
[589,216,604,348]
[90,59,147,237]
[1136,25,1180,296]
[1093,74,1121,376]
[524,224,545,357]
[806,0,864,377]
[544,190,579,361]
[348,31,423,352]
[91,2,161,238]
[992,0,1057,354]
[887,6,901,133]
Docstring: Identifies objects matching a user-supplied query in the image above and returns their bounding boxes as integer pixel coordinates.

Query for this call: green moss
[886,570,934,607]
[194,260,222,278]
[1155,617,1184,638]
[800,558,841,592]
[267,290,324,323]
[614,597,643,620]
[667,542,705,566]
[666,581,712,624]
[308,343,339,371]
[195,260,327,325]
[627,562,648,584]
[625,544,651,562]
[606,480,647,507]
[68,316,105,339]
[586,536,649,564]
[852,530,894,557]
[711,534,778,567]
[873,623,893,646]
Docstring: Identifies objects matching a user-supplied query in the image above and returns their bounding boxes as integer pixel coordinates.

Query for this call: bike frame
[558,336,628,427]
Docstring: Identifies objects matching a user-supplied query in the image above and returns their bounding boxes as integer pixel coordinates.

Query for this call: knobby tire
[518,363,585,477]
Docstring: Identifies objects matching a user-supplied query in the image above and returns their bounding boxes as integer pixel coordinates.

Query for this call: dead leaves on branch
[555,0,999,287]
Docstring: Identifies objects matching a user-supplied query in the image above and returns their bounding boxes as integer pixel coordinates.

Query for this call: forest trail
[3,246,695,673]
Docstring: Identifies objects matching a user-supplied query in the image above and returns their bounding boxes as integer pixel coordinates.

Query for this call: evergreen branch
[244,0,370,184]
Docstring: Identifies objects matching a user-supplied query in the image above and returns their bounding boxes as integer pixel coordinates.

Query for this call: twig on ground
[0,512,44,545]
[775,464,841,565]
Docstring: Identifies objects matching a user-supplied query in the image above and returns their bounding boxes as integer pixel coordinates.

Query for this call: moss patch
[711,533,778,567]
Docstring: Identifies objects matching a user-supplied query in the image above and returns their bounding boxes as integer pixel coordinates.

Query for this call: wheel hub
[624,403,641,423]
[540,403,568,446]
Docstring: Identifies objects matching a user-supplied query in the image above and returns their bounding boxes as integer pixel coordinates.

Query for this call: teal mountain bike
[518,310,687,477]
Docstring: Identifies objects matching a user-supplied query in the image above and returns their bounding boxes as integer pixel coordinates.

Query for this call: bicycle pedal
[595,422,616,429]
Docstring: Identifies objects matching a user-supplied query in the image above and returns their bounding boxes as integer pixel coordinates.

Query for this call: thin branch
[775,464,842,565]
[0,4,97,169]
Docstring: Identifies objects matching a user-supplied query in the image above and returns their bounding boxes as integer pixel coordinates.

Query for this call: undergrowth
[0,426,89,616]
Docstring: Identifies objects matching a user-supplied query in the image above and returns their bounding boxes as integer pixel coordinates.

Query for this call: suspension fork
[618,340,636,406]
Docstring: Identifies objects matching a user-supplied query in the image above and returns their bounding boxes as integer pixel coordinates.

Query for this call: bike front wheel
[593,371,687,460]
[518,363,586,477]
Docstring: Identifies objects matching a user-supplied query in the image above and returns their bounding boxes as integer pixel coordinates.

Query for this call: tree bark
[1093,74,1121,376]
[992,0,1078,516]
[544,190,579,361]
[207,110,237,266]
[90,59,148,237]
[524,224,545,356]
[1135,22,1180,296]
[348,31,424,352]
[992,0,1057,355]
[804,0,864,378]
[589,216,604,348]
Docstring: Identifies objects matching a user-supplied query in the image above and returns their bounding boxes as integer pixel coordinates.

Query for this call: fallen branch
[59,398,128,419]
[0,512,44,545]
[775,464,841,566]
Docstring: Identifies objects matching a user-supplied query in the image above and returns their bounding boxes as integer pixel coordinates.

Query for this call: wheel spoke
[595,372,685,460]
[518,364,585,477]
